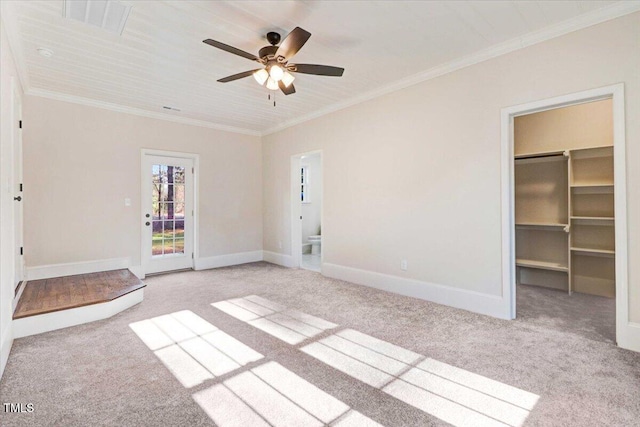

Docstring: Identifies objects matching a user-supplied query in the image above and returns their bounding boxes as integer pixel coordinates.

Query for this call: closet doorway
[290,151,323,272]
[501,84,630,349]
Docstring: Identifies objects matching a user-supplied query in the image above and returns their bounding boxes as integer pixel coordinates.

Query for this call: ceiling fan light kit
[253,68,269,85]
[203,27,344,99]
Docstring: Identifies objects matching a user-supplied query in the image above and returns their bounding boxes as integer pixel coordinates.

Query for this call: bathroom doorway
[291,151,322,272]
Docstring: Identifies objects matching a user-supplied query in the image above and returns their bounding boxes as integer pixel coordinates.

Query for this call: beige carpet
[1,262,639,426]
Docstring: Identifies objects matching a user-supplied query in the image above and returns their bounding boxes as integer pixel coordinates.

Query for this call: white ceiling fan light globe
[253,68,269,85]
[266,77,279,90]
[281,71,295,88]
[269,64,284,81]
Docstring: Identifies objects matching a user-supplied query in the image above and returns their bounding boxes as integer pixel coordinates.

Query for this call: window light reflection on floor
[211,295,338,344]
[192,361,383,427]
[129,310,263,388]
[301,329,539,427]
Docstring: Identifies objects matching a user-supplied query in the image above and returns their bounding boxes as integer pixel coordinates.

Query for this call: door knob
[145,222,150,226]
[13,196,21,202]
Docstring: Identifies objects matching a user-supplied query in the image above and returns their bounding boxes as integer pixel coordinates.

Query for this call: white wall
[262,13,640,321]
[22,96,263,273]
[301,154,322,248]
[0,20,23,378]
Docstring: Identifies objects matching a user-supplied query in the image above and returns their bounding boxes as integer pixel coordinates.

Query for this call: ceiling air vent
[63,0,131,35]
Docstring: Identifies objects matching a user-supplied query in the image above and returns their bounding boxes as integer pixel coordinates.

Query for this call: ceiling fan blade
[217,69,261,83]
[275,27,311,60]
[291,64,344,77]
[279,80,296,95]
[203,39,259,62]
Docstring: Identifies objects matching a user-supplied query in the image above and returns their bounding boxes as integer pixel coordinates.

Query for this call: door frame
[11,77,24,289]
[290,150,323,270]
[500,83,633,350]
[140,149,199,276]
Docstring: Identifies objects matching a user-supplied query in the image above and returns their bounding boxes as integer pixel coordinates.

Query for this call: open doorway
[291,151,322,272]
[501,84,631,350]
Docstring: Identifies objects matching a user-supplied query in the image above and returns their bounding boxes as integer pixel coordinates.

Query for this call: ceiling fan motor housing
[259,45,278,60]
[266,31,281,46]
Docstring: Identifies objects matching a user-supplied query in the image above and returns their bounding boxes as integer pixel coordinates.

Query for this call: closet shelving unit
[515,145,615,297]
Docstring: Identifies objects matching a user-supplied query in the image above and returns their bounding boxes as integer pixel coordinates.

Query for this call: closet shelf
[515,222,568,231]
[570,146,613,159]
[516,259,568,272]
[571,247,615,257]
[570,184,614,194]
[571,216,614,226]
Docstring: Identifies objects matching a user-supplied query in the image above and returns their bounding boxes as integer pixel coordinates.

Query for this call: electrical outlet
[401,259,408,271]
[124,198,131,207]
[278,240,283,249]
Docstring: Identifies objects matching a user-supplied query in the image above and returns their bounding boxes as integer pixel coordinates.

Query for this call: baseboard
[13,288,144,339]
[618,321,640,353]
[322,263,509,319]
[262,251,296,268]
[0,324,12,380]
[194,250,263,271]
[26,257,131,281]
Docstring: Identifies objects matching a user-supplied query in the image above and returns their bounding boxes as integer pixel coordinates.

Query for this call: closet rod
[515,152,565,161]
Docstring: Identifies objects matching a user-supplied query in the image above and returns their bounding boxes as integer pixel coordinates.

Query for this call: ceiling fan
[203,27,344,96]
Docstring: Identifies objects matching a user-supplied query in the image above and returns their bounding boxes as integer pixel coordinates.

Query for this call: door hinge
[192,167,194,174]
[191,253,194,259]
[20,247,23,255]
[19,183,23,192]
[19,120,22,129]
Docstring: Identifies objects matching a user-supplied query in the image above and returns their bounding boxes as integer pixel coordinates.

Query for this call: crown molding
[262,2,640,136]
[26,88,262,137]
[4,1,639,138]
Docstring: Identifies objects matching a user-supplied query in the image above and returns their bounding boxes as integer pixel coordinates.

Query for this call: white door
[142,154,194,274]
[12,79,24,289]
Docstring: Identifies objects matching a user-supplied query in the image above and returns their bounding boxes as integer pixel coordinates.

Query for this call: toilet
[308,235,321,255]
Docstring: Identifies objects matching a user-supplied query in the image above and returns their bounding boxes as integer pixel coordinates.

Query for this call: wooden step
[13,269,145,320]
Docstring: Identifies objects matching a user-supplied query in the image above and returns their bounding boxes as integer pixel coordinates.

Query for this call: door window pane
[151,163,187,258]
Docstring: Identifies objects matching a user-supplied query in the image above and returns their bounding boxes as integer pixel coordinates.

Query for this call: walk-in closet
[514,99,615,340]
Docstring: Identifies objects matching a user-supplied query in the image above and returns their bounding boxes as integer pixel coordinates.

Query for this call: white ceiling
[2,1,637,134]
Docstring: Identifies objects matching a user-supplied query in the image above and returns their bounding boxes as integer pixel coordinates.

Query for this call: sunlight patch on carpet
[129,310,263,388]
[193,361,382,427]
[211,295,338,344]
[302,329,539,427]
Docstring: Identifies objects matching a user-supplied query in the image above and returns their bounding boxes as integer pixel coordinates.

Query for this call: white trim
[128,266,145,280]
[141,150,198,275]
[618,323,640,353]
[194,251,263,270]
[0,324,12,380]
[26,257,131,281]
[323,263,508,319]
[13,288,144,339]
[25,88,261,137]
[12,280,26,313]
[500,83,635,351]
[260,2,640,136]
[3,0,637,138]
[262,251,296,268]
